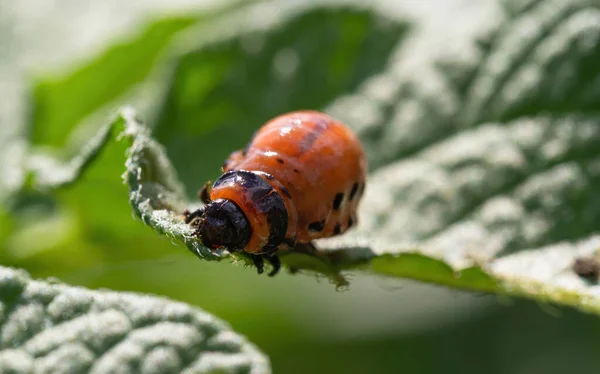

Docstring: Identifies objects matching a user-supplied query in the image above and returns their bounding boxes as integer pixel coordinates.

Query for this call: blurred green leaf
[30,15,198,147]
[0,265,270,373]
[28,121,116,190]
[0,208,13,244]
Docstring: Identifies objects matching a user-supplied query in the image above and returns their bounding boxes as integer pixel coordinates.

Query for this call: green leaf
[30,15,198,148]
[120,108,221,261]
[21,0,600,317]
[28,0,258,149]
[0,208,13,245]
[27,122,116,191]
[0,265,270,373]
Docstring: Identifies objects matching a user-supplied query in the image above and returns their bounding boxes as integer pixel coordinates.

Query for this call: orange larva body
[185,110,367,275]
[222,110,367,243]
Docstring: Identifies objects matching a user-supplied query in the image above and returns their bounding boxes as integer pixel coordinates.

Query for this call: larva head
[195,198,251,251]
[206,170,290,254]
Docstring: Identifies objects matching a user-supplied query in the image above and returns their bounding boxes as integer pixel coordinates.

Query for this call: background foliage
[2,0,600,373]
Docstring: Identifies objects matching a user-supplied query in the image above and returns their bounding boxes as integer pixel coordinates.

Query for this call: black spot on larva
[276,158,284,164]
[347,216,354,228]
[308,220,325,232]
[293,169,300,173]
[333,223,341,235]
[349,182,359,200]
[280,186,292,199]
[333,193,344,210]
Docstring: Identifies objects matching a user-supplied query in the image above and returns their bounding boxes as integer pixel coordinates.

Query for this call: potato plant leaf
[0,265,270,373]
[35,102,600,317]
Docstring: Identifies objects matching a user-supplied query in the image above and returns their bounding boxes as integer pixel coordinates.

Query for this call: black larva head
[196,198,251,251]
